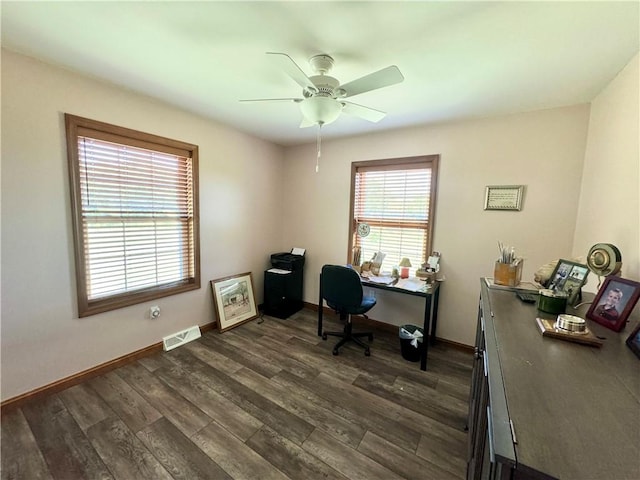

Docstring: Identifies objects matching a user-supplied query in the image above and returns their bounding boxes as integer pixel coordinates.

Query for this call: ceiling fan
[241,52,405,128]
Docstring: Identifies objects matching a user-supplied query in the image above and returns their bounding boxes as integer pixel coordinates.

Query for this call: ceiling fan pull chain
[316,122,323,173]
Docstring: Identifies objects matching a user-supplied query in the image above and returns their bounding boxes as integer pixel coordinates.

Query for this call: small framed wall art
[210,272,258,332]
[484,185,524,211]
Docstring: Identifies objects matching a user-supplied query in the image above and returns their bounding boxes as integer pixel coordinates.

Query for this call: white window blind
[66,114,200,317]
[353,161,435,274]
[78,137,194,300]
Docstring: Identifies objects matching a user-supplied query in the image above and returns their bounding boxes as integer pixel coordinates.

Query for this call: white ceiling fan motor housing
[305,75,340,98]
[309,54,335,74]
[304,54,341,99]
[301,58,343,124]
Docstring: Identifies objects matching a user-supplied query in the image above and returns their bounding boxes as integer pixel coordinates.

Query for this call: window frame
[347,155,439,271]
[65,114,200,317]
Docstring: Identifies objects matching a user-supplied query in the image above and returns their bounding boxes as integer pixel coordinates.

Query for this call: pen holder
[494,260,523,287]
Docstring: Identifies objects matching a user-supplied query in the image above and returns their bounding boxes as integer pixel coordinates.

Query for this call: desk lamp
[399,257,412,279]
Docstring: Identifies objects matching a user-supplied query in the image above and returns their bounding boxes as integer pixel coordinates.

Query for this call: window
[349,155,439,275]
[65,114,200,317]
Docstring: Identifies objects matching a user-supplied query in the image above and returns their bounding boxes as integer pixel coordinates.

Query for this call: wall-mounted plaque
[484,185,524,211]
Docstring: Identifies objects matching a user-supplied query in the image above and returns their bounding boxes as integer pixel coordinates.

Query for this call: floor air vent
[162,326,201,351]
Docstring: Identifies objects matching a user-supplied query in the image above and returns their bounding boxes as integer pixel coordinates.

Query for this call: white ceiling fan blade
[341,101,386,123]
[239,98,303,103]
[338,65,404,98]
[266,52,318,94]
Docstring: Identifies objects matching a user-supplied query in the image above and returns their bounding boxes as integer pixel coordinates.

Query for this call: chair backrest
[321,265,364,312]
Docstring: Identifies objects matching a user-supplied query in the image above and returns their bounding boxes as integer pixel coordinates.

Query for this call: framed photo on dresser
[587,276,640,332]
[626,321,640,359]
[547,259,589,306]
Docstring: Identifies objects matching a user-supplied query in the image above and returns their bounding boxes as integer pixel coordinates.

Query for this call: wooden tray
[535,317,603,347]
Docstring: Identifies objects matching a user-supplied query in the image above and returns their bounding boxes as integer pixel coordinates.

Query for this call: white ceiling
[2,1,639,146]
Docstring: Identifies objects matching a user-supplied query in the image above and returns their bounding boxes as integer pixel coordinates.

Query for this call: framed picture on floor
[210,272,258,332]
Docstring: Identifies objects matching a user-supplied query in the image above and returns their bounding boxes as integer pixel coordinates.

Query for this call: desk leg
[318,273,323,337]
[420,295,433,371]
[430,284,440,346]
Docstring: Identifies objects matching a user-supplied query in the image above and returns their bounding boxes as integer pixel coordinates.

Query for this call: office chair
[318,264,376,356]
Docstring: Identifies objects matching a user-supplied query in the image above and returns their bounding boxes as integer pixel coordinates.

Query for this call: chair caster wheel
[332,349,339,356]
[365,349,371,357]
[322,333,327,340]
[368,334,374,341]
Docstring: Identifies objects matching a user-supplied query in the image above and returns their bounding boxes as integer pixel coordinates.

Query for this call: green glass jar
[537,289,568,314]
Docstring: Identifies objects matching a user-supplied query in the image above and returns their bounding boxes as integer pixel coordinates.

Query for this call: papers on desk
[366,275,395,285]
[363,275,428,292]
[267,268,291,274]
[395,278,426,292]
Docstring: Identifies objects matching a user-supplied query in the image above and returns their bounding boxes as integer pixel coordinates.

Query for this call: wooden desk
[318,277,441,371]
[468,279,640,479]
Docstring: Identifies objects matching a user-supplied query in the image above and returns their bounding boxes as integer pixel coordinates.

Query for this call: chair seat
[327,295,375,316]
[359,295,377,312]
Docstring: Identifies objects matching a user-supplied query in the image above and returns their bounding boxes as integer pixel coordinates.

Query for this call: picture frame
[547,259,590,306]
[586,276,640,332]
[625,321,640,359]
[484,185,524,211]
[210,272,258,332]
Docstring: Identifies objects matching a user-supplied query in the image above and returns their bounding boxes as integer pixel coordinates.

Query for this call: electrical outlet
[150,306,161,319]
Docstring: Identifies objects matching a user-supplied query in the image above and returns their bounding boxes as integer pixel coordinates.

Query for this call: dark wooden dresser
[467,279,640,479]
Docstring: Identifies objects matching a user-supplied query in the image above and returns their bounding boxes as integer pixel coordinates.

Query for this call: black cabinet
[467,296,515,480]
[263,269,303,319]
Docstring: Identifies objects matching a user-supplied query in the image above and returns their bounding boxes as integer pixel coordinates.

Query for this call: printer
[270,251,305,271]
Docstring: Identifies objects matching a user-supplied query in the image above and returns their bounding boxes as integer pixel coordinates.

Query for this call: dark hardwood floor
[1,308,473,480]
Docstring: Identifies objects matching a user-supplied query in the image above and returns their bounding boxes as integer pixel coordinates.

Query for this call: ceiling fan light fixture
[300,96,343,126]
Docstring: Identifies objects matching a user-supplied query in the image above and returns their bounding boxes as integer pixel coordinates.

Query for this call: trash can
[399,325,424,362]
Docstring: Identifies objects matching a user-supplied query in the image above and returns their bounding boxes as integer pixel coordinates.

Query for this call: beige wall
[3,47,637,402]
[1,50,285,401]
[573,53,640,290]
[282,106,591,346]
